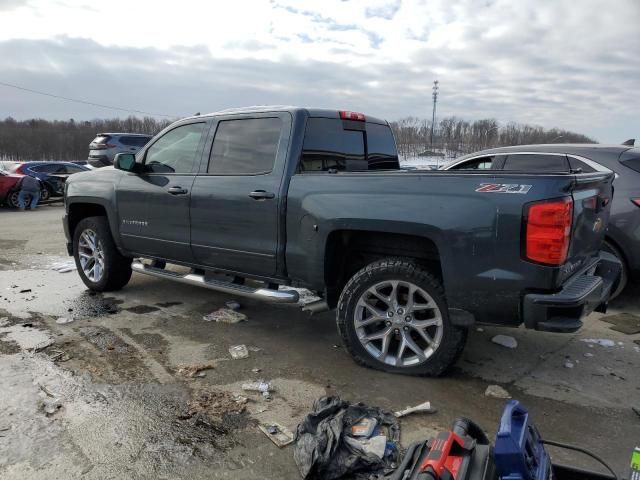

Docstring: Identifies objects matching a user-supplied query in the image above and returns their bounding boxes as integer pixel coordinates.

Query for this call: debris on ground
[19,288,32,293]
[476,327,484,332]
[203,308,247,324]
[584,352,594,358]
[491,334,518,349]
[581,338,616,347]
[600,312,640,335]
[55,317,74,324]
[225,300,242,310]
[485,385,511,399]
[242,380,273,398]
[251,368,262,373]
[294,396,400,480]
[48,349,71,362]
[259,422,295,447]
[229,344,249,359]
[50,261,77,273]
[350,417,377,437]
[186,389,247,418]
[564,360,575,369]
[40,397,62,416]
[247,346,262,352]
[32,338,55,352]
[394,401,436,418]
[177,363,214,378]
[0,317,9,327]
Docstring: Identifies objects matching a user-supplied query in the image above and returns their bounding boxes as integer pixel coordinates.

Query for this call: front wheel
[336,258,467,376]
[39,186,50,202]
[73,216,132,291]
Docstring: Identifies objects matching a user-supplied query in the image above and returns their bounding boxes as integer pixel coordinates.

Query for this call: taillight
[524,197,573,265]
[632,198,640,207]
[339,110,366,121]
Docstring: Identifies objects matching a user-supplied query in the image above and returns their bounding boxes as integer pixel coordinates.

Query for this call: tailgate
[567,172,615,268]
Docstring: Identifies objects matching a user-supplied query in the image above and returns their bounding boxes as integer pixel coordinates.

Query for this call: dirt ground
[1,203,639,479]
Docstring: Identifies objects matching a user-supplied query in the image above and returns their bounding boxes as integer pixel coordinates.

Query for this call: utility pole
[430,80,439,147]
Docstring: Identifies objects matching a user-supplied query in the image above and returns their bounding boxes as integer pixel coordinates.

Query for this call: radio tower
[430,80,439,147]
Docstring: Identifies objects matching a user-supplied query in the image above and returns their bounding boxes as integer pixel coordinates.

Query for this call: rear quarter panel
[286,171,598,325]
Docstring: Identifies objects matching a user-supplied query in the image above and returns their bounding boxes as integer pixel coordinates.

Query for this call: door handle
[249,190,275,200]
[168,186,188,195]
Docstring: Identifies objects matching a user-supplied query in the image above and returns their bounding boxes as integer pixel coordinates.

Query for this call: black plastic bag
[294,396,401,480]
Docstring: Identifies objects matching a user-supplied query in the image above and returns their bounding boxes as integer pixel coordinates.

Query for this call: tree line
[0,114,596,162]
[390,116,595,161]
[0,116,173,161]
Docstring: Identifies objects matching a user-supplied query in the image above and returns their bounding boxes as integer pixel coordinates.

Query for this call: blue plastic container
[494,400,551,480]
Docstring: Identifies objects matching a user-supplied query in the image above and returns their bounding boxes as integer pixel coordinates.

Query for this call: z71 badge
[476,183,532,194]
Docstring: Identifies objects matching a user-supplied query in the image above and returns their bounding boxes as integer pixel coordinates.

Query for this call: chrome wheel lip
[354,279,444,368]
[78,229,105,283]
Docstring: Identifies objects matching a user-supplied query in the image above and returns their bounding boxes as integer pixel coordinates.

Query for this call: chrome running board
[131,261,299,303]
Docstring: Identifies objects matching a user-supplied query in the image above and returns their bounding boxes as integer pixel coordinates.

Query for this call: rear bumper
[522,252,621,333]
[88,156,112,168]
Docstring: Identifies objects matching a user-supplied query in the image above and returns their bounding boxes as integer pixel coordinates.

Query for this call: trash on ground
[251,367,262,373]
[247,346,262,352]
[242,380,272,398]
[600,313,640,335]
[491,334,518,349]
[186,388,247,418]
[229,344,249,359]
[32,338,55,352]
[40,397,62,416]
[203,308,247,323]
[177,363,214,378]
[394,401,436,418]
[48,350,70,362]
[19,288,32,293]
[259,422,295,448]
[294,396,400,480]
[476,327,484,332]
[55,317,74,324]
[50,261,77,273]
[345,434,387,459]
[581,338,616,347]
[350,417,377,437]
[0,317,9,327]
[485,385,511,399]
[564,360,575,369]
[225,300,241,310]
[584,352,594,358]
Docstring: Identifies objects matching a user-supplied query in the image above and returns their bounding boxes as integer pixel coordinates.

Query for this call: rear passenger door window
[450,156,502,170]
[144,123,205,174]
[208,118,282,174]
[502,154,569,171]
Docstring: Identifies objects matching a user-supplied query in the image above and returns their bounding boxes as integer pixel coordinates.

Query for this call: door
[190,113,291,276]
[117,121,207,262]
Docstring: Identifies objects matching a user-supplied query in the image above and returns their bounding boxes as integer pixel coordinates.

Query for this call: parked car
[0,168,26,207]
[88,133,153,168]
[444,144,640,298]
[63,107,619,376]
[6,161,89,204]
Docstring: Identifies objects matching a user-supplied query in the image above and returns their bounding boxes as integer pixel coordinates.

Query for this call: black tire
[603,240,627,300]
[6,190,19,208]
[336,258,467,376]
[73,216,132,291]
[39,186,50,202]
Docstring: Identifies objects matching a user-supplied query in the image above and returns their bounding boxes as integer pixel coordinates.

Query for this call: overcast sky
[0,0,638,142]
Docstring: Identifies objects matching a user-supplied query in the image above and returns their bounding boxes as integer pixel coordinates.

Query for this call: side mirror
[114,153,137,172]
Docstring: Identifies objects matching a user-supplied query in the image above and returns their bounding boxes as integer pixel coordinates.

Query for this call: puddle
[156,301,183,308]
[125,305,160,314]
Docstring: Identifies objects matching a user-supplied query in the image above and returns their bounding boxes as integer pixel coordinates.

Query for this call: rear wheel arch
[323,229,444,308]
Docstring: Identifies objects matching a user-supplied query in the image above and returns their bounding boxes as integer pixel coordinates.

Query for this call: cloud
[0,0,638,143]
[365,0,402,19]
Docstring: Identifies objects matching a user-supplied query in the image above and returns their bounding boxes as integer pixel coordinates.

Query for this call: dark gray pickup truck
[63,106,620,375]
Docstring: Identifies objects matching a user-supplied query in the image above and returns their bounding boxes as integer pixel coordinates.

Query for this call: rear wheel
[73,216,132,291]
[603,240,627,300]
[336,258,467,376]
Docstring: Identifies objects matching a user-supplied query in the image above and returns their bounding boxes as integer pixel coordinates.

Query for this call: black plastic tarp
[294,396,401,480]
